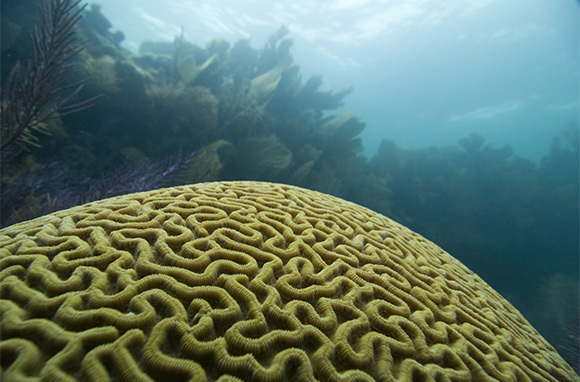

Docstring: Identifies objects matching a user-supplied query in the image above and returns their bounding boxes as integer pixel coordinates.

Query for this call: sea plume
[0,0,94,159]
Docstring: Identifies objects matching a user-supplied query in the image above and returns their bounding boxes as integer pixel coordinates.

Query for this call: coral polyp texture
[0,181,577,381]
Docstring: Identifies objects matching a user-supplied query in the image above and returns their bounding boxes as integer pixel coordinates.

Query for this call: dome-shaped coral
[0,181,577,381]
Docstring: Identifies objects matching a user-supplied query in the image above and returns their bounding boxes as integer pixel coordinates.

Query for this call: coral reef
[1,181,578,381]
[1,1,577,369]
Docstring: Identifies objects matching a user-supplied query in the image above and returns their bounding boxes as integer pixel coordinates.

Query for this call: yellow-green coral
[177,53,219,86]
[249,58,293,103]
[0,181,577,381]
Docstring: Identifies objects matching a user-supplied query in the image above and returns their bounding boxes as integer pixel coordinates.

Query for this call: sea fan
[0,150,198,227]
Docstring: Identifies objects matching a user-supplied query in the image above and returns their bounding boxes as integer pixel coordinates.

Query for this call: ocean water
[1,0,579,375]
[95,0,579,161]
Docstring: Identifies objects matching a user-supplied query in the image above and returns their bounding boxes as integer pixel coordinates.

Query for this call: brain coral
[0,181,577,382]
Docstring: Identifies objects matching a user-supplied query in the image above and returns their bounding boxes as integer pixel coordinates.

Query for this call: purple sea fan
[84,150,199,201]
[1,150,199,227]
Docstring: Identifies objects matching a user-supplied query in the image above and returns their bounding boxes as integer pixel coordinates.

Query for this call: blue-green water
[96,0,579,161]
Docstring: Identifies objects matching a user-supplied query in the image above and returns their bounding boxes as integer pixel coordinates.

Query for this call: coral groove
[0,181,577,381]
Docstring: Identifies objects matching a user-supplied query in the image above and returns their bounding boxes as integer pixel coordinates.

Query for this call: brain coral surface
[0,181,577,382]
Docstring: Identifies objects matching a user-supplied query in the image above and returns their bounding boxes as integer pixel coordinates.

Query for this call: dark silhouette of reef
[1,1,578,370]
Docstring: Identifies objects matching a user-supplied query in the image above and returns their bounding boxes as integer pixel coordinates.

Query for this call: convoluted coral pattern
[0,181,577,381]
